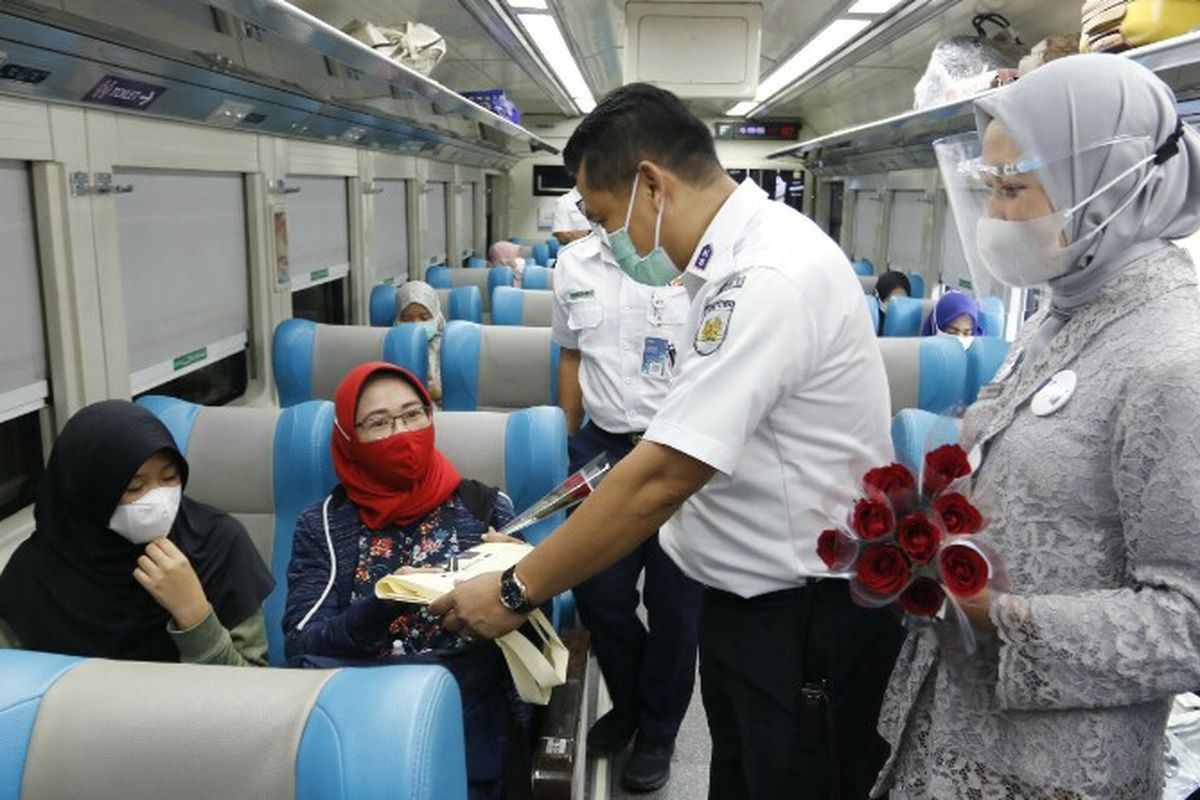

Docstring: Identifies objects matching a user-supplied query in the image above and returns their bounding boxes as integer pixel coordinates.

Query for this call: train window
[827,182,845,244]
[0,160,47,520]
[370,178,409,285]
[850,188,884,264]
[422,181,448,267]
[115,169,250,399]
[283,175,351,290]
[292,278,348,325]
[0,412,43,520]
[133,350,247,406]
[455,182,476,263]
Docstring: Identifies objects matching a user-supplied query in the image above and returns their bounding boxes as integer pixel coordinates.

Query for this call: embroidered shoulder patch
[715,274,746,296]
[695,299,735,356]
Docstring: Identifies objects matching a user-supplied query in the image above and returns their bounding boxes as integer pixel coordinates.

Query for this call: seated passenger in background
[488,240,529,286]
[922,288,983,344]
[875,270,912,329]
[0,400,273,664]
[397,280,445,404]
[283,363,523,800]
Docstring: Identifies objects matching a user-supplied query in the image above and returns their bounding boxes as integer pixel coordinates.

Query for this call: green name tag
[568,289,595,300]
[173,347,207,371]
[311,268,329,281]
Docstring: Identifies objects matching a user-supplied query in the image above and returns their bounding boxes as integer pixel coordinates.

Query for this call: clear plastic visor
[934,132,1155,298]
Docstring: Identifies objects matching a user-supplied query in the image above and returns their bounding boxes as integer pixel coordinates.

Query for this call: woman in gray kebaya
[873,54,1200,798]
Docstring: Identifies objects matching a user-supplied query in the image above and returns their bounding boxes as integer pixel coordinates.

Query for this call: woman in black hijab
[875,270,912,329]
[0,400,274,664]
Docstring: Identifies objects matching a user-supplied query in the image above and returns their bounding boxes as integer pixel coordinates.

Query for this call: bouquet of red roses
[817,444,1007,646]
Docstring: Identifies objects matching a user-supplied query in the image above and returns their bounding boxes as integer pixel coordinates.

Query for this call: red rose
[855,544,911,597]
[923,445,972,496]
[898,577,945,617]
[897,512,942,564]
[933,492,984,535]
[862,464,917,513]
[939,543,990,598]
[817,528,858,571]
[851,498,895,541]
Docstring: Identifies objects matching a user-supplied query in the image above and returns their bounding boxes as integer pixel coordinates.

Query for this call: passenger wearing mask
[873,55,1200,798]
[920,289,983,347]
[874,270,911,329]
[0,401,273,664]
[283,363,522,800]
[396,280,445,404]
[488,240,530,286]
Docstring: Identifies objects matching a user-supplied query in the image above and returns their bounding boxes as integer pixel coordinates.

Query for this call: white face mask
[108,485,182,545]
[938,330,975,351]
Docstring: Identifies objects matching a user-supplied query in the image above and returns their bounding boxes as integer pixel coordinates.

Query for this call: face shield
[934,131,1159,296]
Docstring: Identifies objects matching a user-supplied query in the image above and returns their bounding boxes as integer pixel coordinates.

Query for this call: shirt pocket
[567,299,604,330]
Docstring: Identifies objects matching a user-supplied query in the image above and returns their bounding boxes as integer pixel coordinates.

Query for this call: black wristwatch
[499,565,535,613]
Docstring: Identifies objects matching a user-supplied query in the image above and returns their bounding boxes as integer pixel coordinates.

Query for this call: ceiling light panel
[517,12,596,114]
[506,0,548,8]
[754,18,871,102]
[726,101,759,116]
[847,0,906,13]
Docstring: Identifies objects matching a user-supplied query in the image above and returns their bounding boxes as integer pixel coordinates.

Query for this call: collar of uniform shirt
[683,179,767,284]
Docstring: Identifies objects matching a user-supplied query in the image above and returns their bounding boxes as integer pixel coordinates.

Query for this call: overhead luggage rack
[0,0,557,168]
[770,29,1200,175]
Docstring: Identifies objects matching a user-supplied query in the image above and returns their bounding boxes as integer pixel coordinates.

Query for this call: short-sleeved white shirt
[644,180,894,597]
[552,188,590,234]
[551,233,691,433]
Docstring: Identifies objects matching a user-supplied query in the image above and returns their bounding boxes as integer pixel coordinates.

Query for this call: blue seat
[370,284,483,327]
[466,256,487,269]
[965,337,1011,404]
[521,265,553,290]
[507,237,527,245]
[0,649,466,800]
[852,258,874,276]
[136,396,338,665]
[884,295,1004,338]
[426,265,514,317]
[864,294,880,335]
[272,319,428,407]
[979,295,1005,337]
[441,321,560,411]
[908,273,926,299]
[546,238,560,259]
[891,409,963,475]
[530,243,551,267]
[877,337,968,414]
[492,286,554,327]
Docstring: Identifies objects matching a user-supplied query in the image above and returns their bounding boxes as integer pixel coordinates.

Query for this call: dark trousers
[700,580,905,800]
[569,421,703,745]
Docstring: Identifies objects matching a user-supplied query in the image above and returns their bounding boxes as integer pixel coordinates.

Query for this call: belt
[590,423,644,447]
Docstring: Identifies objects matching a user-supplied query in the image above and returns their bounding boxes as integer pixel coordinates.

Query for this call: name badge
[641,337,673,378]
[1031,370,1076,417]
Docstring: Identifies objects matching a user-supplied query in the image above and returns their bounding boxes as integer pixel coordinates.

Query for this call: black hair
[875,271,912,300]
[563,82,723,193]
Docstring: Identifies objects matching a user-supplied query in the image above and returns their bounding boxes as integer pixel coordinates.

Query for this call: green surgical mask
[607,172,679,286]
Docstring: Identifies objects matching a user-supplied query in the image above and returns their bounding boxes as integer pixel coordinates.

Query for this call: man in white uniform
[551,186,590,245]
[552,232,699,792]
[434,83,904,799]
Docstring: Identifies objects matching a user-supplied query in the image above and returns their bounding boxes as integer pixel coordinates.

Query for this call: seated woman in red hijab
[283,362,523,800]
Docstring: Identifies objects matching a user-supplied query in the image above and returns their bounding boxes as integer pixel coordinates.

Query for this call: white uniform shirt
[551,233,691,433]
[552,188,590,234]
[644,180,893,597]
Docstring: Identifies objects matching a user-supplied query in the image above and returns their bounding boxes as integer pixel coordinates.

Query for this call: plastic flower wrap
[817,443,1008,653]
[495,453,611,537]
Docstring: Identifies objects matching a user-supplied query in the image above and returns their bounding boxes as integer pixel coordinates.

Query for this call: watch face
[500,571,525,611]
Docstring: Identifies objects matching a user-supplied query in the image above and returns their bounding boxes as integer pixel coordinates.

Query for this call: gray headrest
[434,411,509,490]
[477,327,553,410]
[877,338,921,413]
[519,290,554,327]
[184,407,278,560]
[311,325,388,400]
[447,269,492,312]
[21,659,334,800]
[434,288,452,316]
[858,275,878,294]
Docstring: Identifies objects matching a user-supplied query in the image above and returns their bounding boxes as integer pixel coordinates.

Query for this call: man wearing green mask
[432,82,902,800]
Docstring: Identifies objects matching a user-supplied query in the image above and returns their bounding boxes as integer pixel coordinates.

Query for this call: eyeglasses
[355,407,430,438]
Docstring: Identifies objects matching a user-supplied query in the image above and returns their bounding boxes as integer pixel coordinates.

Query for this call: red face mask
[332,363,461,530]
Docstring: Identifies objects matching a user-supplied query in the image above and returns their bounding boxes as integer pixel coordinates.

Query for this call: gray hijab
[973,54,1200,362]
